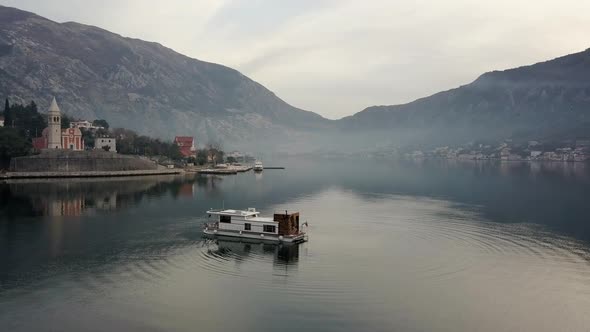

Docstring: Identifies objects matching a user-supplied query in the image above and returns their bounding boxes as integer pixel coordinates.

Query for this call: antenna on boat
[222,200,225,210]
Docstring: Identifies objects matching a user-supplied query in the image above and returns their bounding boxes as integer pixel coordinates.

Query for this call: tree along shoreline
[1,98,224,170]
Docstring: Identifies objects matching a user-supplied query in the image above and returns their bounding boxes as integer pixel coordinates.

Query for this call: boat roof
[207,209,260,217]
[248,217,275,223]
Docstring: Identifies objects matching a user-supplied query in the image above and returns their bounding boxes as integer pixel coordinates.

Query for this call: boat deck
[204,227,307,244]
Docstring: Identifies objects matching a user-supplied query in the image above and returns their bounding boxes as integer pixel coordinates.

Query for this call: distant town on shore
[309,139,590,163]
[0,97,255,174]
[399,139,590,162]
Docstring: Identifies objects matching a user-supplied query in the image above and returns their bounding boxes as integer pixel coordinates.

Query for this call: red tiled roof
[174,136,196,157]
[174,136,194,142]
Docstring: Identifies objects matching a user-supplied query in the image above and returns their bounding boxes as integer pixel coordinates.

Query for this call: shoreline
[0,168,183,180]
[403,157,589,163]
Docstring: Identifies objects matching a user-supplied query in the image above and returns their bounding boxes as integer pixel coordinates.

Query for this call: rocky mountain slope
[338,48,590,146]
[2,5,588,153]
[0,6,328,150]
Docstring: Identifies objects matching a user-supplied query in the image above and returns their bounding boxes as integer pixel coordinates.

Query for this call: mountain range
[1,5,589,152]
[340,48,590,148]
[0,5,327,151]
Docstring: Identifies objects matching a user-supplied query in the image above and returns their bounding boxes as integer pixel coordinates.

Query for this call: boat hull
[203,228,307,244]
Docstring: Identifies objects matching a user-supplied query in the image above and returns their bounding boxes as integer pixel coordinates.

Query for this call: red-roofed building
[174,136,196,158]
[31,98,84,151]
[33,127,84,151]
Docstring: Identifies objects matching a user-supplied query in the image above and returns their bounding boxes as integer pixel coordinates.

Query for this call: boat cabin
[207,208,301,237]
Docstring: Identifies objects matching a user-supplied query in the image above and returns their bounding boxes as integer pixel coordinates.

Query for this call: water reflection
[203,238,300,268]
[405,158,590,181]
[2,159,590,331]
[0,175,224,218]
[255,172,263,181]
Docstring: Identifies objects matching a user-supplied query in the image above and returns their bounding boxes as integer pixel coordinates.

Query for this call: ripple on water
[186,239,364,304]
[395,212,590,283]
[68,197,590,310]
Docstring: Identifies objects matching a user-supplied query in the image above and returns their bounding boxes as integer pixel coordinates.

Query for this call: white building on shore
[95,137,117,152]
[70,120,104,130]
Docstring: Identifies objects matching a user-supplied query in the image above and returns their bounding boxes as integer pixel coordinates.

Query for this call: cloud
[3,0,590,119]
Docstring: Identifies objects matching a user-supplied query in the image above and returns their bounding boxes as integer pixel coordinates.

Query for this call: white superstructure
[254,160,263,172]
[204,208,307,243]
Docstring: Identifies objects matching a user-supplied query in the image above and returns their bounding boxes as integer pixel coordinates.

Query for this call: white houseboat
[204,208,307,243]
[253,160,264,172]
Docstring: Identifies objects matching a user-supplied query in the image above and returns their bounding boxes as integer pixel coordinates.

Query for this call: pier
[195,165,253,175]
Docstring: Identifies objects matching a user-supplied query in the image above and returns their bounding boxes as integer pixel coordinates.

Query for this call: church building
[33,98,84,151]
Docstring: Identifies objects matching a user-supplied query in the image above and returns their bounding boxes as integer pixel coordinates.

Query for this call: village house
[500,148,511,160]
[95,136,117,152]
[70,120,104,130]
[174,136,197,158]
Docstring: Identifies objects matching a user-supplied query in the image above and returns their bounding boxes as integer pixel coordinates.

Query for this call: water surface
[1,159,590,331]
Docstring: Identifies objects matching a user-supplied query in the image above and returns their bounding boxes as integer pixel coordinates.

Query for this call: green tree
[109,127,183,161]
[3,98,12,128]
[93,119,109,129]
[215,149,225,163]
[61,114,72,129]
[196,150,208,165]
[167,144,183,161]
[95,128,109,137]
[0,128,31,167]
[112,128,138,154]
[205,143,224,165]
[81,128,95,149]
[12,101,46,139]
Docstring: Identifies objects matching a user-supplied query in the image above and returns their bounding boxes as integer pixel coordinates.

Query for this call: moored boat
[253,161,264,172]
[204,208,307,243]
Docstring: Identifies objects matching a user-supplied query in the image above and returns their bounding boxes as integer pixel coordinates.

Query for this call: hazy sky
[3,0,590,119]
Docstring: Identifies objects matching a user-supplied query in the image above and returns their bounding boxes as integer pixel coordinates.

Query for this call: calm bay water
[1,159,590,331]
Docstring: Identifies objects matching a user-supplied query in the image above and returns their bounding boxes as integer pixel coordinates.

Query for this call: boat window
[244,223,251,231]
[263,225,276,233]
[220,215,231,223]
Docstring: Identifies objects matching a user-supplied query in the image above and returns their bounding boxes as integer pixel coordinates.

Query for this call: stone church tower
[47,97,62,149]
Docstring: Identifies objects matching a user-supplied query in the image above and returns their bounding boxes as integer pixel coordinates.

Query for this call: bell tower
[47,97,62,149]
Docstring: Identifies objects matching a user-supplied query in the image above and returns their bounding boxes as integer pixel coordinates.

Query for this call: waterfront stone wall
[9,150,158,172]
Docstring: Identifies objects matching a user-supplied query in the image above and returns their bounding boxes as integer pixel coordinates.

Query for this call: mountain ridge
[339,47,590,146]
[1,5,589,152]
[0,5,328,151]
